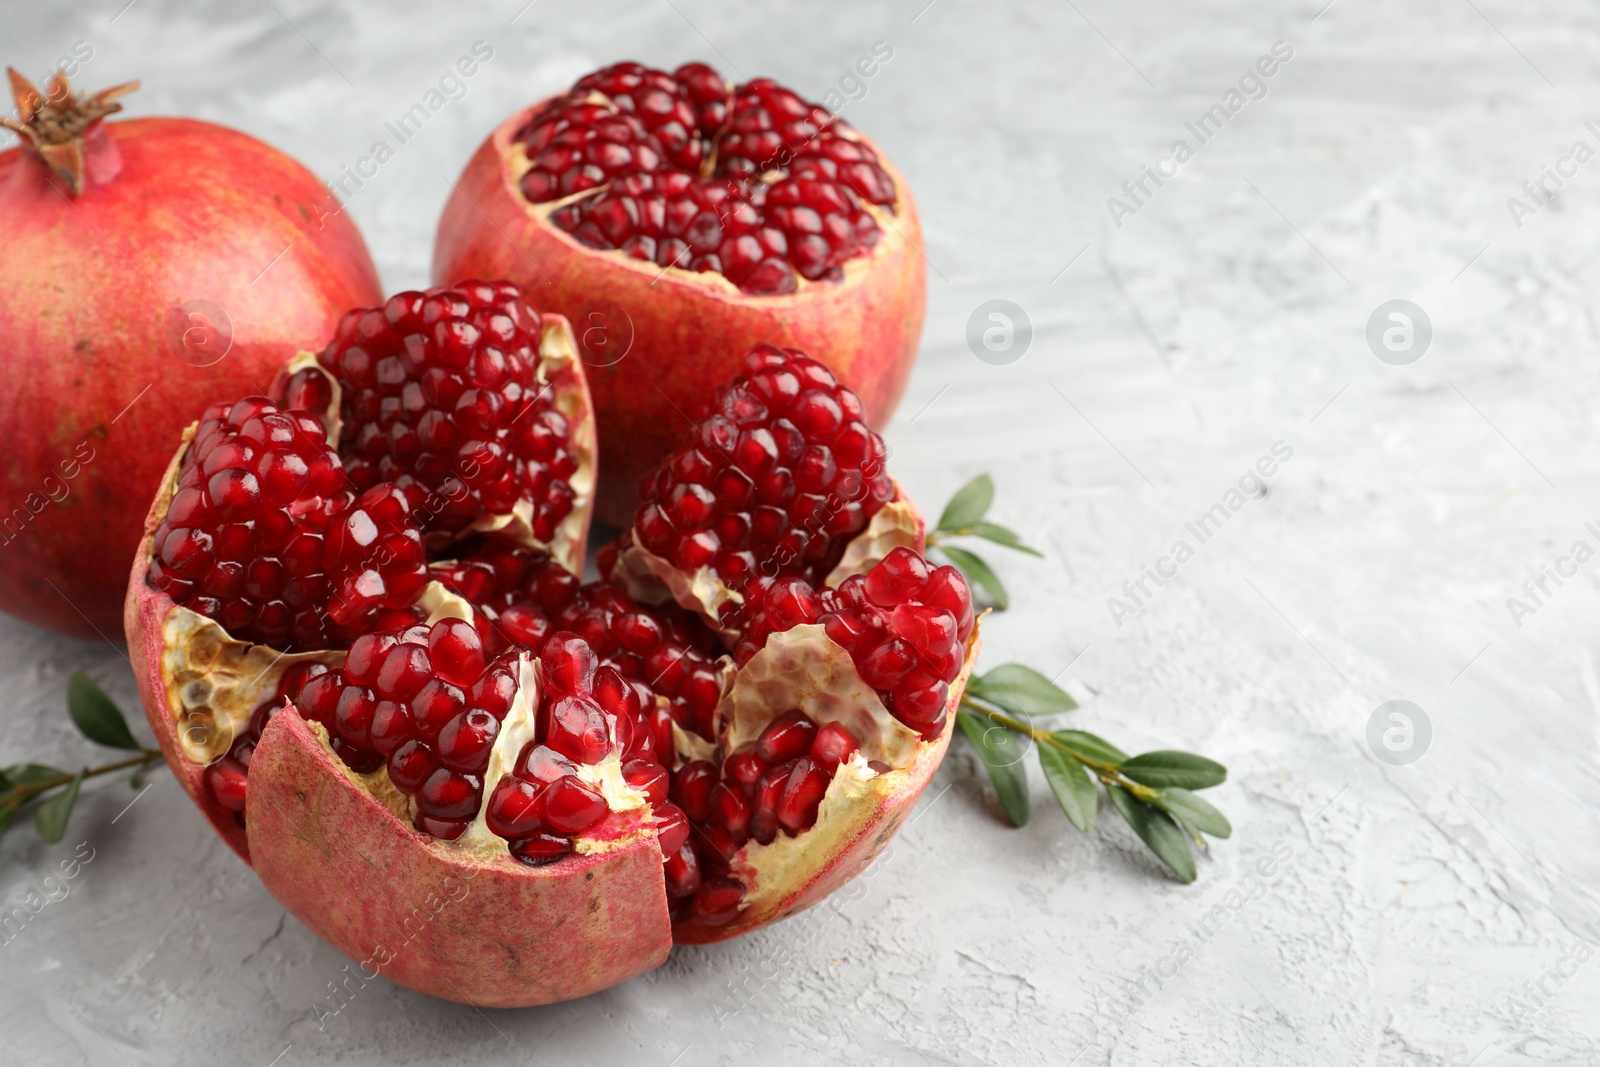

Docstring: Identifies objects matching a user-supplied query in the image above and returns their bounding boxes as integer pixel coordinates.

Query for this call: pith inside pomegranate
[434,59,926,523]
[127,309,974,1004]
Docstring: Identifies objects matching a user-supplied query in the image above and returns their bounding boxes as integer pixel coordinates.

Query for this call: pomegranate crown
[3,67,139,195]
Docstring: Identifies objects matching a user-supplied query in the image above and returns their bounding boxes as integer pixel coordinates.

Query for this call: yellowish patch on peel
[824,495,922,588]
[160,607,344,765]
[721,624,921,767]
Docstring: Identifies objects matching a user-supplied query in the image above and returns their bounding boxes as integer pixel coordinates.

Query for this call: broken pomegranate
[434,60,926,523]
[0,70,381,638]
[126,315,973,1003]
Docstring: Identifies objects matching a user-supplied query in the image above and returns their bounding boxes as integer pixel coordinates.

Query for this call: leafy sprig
[0,672,162,845]
[925,474,1040,610]
[941,481,1231,882]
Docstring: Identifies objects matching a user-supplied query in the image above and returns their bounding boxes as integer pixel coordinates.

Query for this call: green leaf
[1107,785,1196,883]
[938,545,1008,610]
[1038,744,1096,831]
[968,664,1076,716]
[34,771,85,845]
[68,671,141,750]
[937,474,994,532]
[4,764,68,786]
[971,522,1043,557]
[956,709,1029,827]
[1120,751,1227,791]
[1051,730,1129,766]
[1156,788,1232,840]
[0,802,18,838]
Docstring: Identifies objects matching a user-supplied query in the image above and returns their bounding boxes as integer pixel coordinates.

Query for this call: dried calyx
[3,69,139,193]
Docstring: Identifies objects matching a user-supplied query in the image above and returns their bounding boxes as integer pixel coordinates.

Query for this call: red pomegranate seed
[723,745,766,792]
[486,777,545,838]
[708,781,751,842]
[776,757,829,833]
[418,767,482,820]
[623,758,669,804]
[542,775,609,834]
[663,840,701,898]
[206,758,249,812]
[691,878,744,925]
[545,695,612,764]
[810,721,860,773]
[672,760,718,822]
[755,709,817,764]
[510,832,572,866]
[652,801,690,856]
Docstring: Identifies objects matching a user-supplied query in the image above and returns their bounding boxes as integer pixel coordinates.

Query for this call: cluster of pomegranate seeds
[261,618,519,839]
[282,282,581,543]
[668,710,863,925]
[484,633,682,867]
[519,61,895,293]
[631,344,893,594]
[434,539,726,741]
[735,547,973,739]
[146,397,429,650]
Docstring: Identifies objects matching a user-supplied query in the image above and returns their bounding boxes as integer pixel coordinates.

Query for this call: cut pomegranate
[516,63,895,294]
[127,321,974,1004]
[436,62,926,526]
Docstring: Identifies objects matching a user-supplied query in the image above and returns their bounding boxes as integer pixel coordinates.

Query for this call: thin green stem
[958,696,1162,802]
[3,750,162,803]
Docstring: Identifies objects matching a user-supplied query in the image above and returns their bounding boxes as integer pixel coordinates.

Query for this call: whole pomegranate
[126,297,974,1006]
[0,69,381,638]
[433,61,926,524]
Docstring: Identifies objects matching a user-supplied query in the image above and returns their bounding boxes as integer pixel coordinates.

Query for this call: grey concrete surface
[3,0,1600,1063]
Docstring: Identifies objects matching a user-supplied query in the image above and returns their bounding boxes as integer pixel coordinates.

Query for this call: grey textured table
[5,1,1600,1064]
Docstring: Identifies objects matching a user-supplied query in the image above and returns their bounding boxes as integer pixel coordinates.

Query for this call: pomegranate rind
[246,707,672,1007]
[433,101,927,524]
[671,621,977,945]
